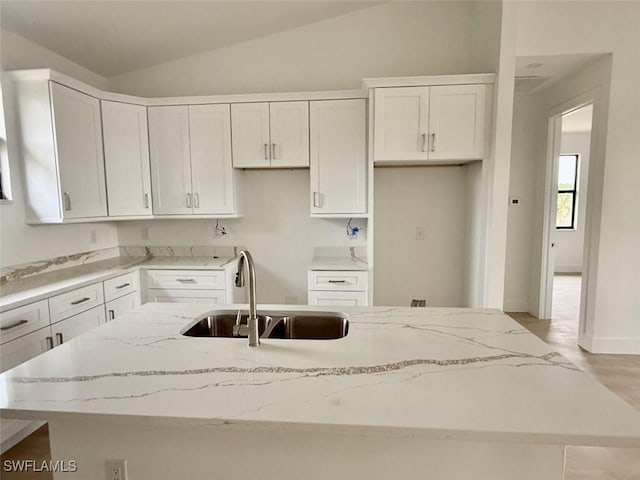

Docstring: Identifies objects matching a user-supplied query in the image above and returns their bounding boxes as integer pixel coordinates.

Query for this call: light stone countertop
[309,256,369,271]
[1,303,639,447]
[0,256,236,313]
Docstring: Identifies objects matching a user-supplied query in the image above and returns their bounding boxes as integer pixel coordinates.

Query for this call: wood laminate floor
[2,277,639,479]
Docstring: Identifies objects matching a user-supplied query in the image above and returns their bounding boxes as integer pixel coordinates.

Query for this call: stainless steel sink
[181,310,349,340]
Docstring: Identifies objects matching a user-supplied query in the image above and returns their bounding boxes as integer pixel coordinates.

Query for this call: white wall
[0,30,118,267]
[117,170,367,305]
[555,130,591,274]
[373,167,468,307]
[109,2,487,96]
[512,0,639,353]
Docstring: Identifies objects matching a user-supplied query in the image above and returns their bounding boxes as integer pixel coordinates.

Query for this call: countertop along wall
[0,29,119,268]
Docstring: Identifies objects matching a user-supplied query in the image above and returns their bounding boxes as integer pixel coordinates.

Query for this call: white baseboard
[503,299,529,312]
[578,333,640,354]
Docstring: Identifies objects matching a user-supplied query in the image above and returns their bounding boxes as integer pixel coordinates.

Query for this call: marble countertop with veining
[1,303,639,447]
[0,257,236,312]
[308,256,369,271]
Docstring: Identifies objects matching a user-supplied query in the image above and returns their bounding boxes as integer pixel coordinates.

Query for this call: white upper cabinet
[374,84,486,163]
[102,101,152,217]
[10,75,108,223]
[148,106,192,215]
[148,104,238,216]
[231,101,309,168]
[189,104,236,214]
[310,99,367,216]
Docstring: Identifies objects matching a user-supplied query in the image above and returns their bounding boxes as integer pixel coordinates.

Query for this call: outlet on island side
[106,459,128,480]
[141,226,150,240]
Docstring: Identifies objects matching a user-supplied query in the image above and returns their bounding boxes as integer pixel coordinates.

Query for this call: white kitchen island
[1,303,639,479]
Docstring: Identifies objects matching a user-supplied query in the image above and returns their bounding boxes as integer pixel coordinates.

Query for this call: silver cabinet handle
[264,143,269,160]
[144,193,150,209]
[193,192,200,208]
[55,332,64,345]
[430,133,436,152]
[46,336,54,350]
[421,133,427,152]
[271,143,277,160]
[70,297,90,306]
[63,192,71,211]
[108,309,115,321]
[0,319,28,331]
[186,193,192,208]
[328,280,347,284]
[177,278,196,284]
[313,192,321,208]
[115,283,131,289]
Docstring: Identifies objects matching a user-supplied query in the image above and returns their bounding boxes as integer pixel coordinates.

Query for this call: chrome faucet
[234,250,259,347]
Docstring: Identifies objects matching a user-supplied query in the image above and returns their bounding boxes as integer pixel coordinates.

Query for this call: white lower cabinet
[307,270,369,306]
[105,292,138,322]
[144,267,239,304]
[50,305,105,346]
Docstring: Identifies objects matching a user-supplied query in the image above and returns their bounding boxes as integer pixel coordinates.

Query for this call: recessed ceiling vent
[514,75,549,93]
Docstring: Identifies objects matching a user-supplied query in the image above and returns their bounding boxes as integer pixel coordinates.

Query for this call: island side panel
[48,417,565,480]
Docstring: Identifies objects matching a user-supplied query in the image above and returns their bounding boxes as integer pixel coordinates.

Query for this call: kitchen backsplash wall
[117,169,367,305]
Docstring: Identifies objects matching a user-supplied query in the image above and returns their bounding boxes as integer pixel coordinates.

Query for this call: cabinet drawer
[50,305,105,346]
[104,271,139,302]
[49,283,104,323]
[0,300,50,345]
[308,291,368,307]
[147,289,226,304]
[146,270,226,290]
[308,271,369,291]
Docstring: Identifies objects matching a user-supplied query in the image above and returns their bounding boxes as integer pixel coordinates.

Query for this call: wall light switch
[510,197,521,205]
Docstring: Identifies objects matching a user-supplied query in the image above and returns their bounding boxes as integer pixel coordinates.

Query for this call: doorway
[540,102,593,339]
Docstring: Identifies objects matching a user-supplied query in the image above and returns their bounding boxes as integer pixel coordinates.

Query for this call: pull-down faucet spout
[235,250,259,347]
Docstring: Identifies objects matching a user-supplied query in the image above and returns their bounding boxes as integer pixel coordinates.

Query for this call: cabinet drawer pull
[186,193,192,208]
[327,280,347,284]
[0,319,29,331]
[63,192,72,211]
[271,143,277,159]
[176,278,196,283]
[46,336,54,350]
[144,193,150,209]
[56,332,64,345]
[264,143,269,160]
[108,309,115,321]
[194,192,200,208]
[421,133,427,152]
[115,283,131,290]
[430,133,436,152]
[70,297,90,306]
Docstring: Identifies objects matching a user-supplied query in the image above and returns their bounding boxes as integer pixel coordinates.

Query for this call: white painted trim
[503,299,529,312]
[363,73,496,89]
[554,265,582,274]
[578,333,640,355]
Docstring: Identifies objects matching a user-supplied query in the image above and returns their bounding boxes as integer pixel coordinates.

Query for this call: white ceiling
[0,1,381,77]
[514,53,604,94]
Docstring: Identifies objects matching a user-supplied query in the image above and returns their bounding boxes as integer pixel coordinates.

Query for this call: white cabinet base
[308,290,368,307]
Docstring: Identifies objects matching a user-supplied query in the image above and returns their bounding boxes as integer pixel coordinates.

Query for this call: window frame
[555,153,579,230]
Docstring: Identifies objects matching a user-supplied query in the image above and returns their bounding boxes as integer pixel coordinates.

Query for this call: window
[0,79,11,202]
[556,154,579,229]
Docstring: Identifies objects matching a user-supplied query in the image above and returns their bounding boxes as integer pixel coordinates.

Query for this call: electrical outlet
[415,227,425,240]
[106,459,127,480]
[141,226,149,240]
[411,299,427,307]
[90,230,97,244]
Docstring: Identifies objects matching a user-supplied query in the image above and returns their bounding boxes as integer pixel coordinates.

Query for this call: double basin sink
[182,310,349,340]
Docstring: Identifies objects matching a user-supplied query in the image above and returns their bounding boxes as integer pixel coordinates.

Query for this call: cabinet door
[102,101,152,216]
[189,104,235,214]
[428,85,486,161]
[0,326,52,373]
[148,106,193,214]
[310,99,367,215]
[269,101,309,167]
[231,103,270,168]
[51,305,105,346]
[374,86,430,162]
[308,291,368,307]
[105,292,138,322]
[49,82,107,218]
